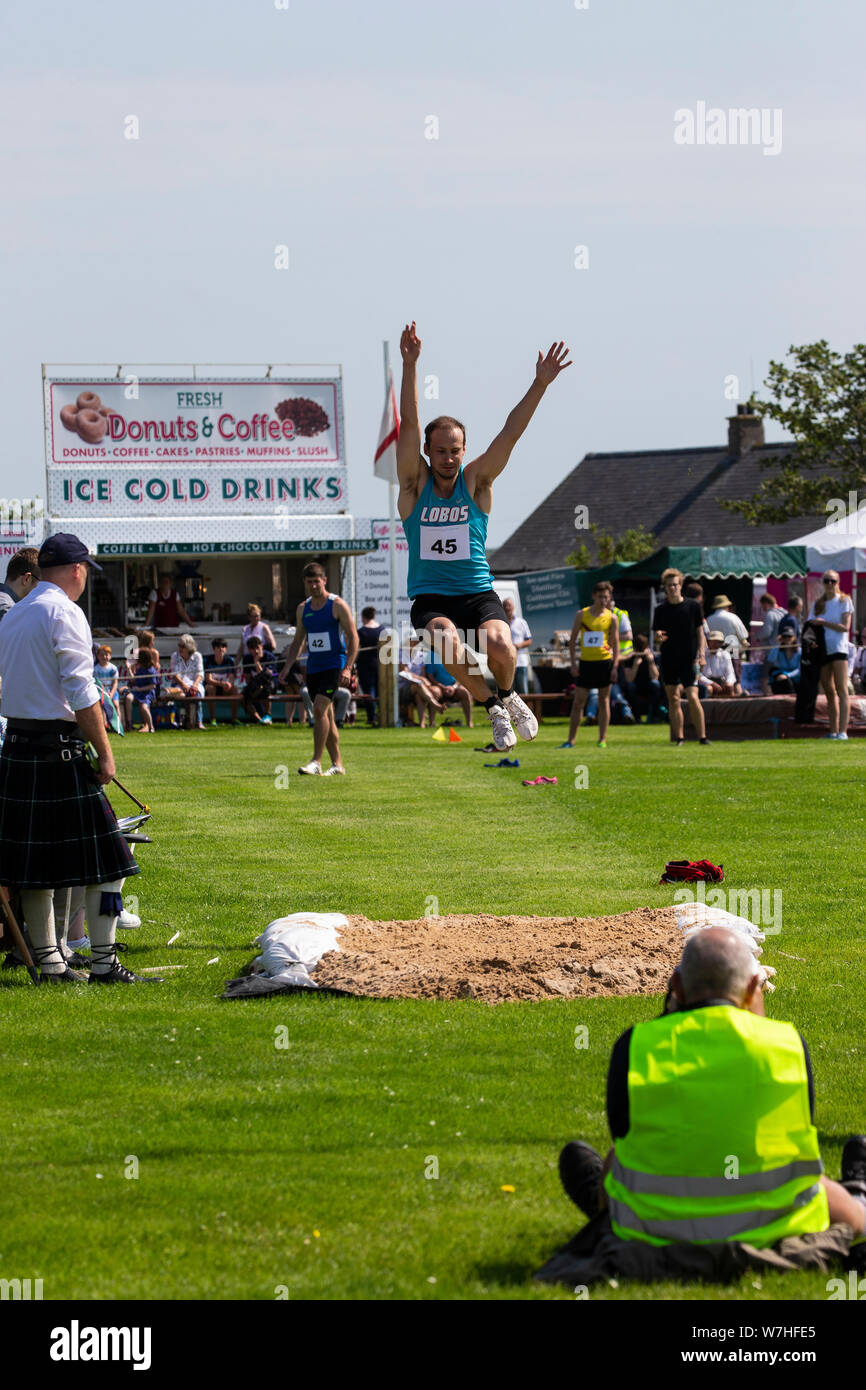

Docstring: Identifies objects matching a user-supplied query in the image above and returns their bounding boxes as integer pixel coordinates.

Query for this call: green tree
[564,543,592,569]
[722,340,866,524]
[611,525,657,562]
[565,524,656,569]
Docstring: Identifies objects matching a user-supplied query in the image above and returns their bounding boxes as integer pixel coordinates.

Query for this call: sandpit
[312,908,685,1003]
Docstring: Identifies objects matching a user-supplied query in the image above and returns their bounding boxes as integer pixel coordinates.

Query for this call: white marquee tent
[788,510,866,574]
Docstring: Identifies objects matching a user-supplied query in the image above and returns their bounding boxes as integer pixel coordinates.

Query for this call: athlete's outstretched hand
[400,321,422,364]
[535,341,572,387]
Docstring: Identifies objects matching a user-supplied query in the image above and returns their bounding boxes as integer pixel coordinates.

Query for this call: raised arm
[465,342,572,501]
[396,321,427,519]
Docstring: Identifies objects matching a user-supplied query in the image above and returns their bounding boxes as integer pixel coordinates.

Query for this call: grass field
[2,718,865,1301]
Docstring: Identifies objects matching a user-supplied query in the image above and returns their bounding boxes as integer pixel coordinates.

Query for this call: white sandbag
[675,902,765,943]
[674,904,775,992]
[251,912,347,983]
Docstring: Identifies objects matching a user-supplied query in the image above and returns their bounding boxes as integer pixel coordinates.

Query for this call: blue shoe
[261,715,273,724]
[558,741,574,748]
[484,758,520,768]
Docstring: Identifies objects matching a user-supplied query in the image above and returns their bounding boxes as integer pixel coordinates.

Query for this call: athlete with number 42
[397,321,572,751]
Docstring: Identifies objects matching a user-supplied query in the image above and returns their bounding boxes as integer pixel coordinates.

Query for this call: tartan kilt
[0,743,140,889]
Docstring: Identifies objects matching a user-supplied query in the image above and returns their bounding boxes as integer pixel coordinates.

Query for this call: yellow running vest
[578,607,615,661]
[604,1007,828,1247]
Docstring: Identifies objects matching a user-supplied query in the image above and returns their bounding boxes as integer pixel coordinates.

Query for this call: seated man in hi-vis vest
[559,928,866,1247]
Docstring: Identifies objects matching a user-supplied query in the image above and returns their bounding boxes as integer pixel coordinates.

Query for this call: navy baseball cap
[38,533,102,571]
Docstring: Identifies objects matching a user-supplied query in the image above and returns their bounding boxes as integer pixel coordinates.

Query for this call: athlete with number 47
[397,321,572,751]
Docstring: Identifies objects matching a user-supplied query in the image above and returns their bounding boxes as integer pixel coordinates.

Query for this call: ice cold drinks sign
[52,469,344,516]
[44,377,348,516]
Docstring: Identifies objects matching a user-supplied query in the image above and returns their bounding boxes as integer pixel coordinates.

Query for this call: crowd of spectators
[2,549,858,740]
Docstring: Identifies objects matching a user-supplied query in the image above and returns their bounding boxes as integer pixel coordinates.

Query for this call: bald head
[675,927,760,1007]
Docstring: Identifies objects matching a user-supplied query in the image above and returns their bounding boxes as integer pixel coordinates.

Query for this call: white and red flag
[373,365,400,483]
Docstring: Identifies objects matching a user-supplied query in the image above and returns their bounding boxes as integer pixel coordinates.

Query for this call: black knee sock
[485,695,504,712]
[497,686,514,701]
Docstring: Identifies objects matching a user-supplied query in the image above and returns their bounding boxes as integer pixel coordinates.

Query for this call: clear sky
[3,0,865,546]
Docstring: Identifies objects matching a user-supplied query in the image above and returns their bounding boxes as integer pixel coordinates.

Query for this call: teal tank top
[403,467,494,598]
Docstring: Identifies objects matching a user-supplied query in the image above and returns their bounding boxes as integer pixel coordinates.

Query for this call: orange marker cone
[448,728,462,743]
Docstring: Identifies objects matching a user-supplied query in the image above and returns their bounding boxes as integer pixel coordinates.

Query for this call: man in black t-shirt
[651,568,708,746]
[355,606,383,725]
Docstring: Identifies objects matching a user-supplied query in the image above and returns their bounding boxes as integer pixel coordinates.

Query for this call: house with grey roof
[493,406,825,575]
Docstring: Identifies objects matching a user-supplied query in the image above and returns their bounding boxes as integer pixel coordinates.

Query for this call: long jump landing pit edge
[312,908,684,1004]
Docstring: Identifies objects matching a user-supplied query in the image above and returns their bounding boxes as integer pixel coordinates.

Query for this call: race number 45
[420,526,470,562]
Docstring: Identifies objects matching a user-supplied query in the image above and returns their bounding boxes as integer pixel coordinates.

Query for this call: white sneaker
[501,691,538,742]
[116,909,141,930]
[836,731,849,740]
[298,760,322,775]
[323,765,345,776]
[488,703,517,751]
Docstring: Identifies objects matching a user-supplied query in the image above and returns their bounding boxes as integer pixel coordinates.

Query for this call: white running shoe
[501,691,538,742]
[116,909,141,930]
[488,703,517,751]
[323,765,346,776]
[298,760,323,775]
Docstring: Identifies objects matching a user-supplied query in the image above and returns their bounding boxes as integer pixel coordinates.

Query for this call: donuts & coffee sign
[44,376,347,517]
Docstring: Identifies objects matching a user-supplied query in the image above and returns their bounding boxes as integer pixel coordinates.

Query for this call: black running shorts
[306,668,343,701]
[410,590,508,636]
[661,658,697,689]
[576,659,612,690]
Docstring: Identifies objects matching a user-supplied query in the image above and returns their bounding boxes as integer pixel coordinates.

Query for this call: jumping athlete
[279,563,359,775]
[397,321,572,750]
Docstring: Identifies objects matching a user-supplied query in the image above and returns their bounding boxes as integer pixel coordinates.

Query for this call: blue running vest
[303,595,345,673]
[402,467,494,598]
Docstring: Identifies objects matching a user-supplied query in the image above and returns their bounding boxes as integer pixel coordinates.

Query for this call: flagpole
[384,340,399,727]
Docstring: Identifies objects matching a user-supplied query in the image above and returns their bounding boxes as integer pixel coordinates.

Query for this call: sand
[312,907,684,1004]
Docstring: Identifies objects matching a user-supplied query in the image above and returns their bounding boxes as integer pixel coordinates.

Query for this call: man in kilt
[0,533,160,985]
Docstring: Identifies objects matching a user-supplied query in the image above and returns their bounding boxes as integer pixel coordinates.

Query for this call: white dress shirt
[0,580,99,720]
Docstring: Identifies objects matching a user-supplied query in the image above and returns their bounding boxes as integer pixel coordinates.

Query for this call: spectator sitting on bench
[767,629,801,694]
[166,633,205,729]
[203,636,238,725]
[709,596,749,695]
[618,634,667,722]
[398,640,444,727]
[698,630,736,698]
[124,647,160,734]
[423,658,474,727]
[240,636,277,724]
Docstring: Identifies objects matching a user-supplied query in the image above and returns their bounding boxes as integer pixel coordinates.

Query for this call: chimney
[727,402,764,456]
